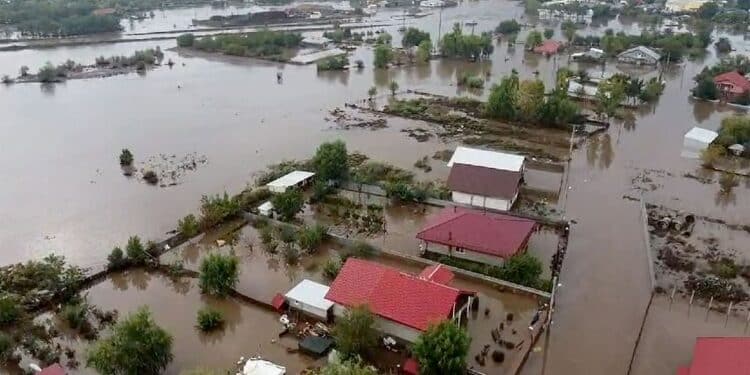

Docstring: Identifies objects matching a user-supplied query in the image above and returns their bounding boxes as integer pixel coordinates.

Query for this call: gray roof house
[617,46,661,65]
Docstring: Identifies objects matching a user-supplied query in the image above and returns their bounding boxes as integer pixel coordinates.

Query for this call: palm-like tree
[626,78,644,105]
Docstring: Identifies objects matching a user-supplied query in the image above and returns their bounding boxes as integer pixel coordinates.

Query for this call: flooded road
[3,0,750,373]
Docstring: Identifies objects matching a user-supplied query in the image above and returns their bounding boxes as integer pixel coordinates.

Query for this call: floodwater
[3,0,750,374]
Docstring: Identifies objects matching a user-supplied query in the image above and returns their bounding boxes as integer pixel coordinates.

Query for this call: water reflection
[40,82,56,96]
[585,133,614,169]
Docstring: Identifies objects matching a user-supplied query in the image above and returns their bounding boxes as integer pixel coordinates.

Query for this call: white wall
[332,304,422,343]
[288,298,329,320]
[424,242,506,267]
[451,191,515,211]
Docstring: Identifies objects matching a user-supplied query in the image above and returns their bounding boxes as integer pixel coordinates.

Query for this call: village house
[677,337,750,374]
[283,279,334,321]
[446,146,525,211]
[266,170,315,193]
[417,207,537,267]
[713,71,750,102]
[324,258,474,343]
[533,40,563,56]
[617,46,661,65]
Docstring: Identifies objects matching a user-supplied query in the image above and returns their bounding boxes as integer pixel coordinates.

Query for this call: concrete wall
[423,242,506,267]
[452,191,514,211]
[332,304,423,343]
[287,298,329,320]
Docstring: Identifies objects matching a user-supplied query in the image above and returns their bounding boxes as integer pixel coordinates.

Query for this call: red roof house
[325,258,471,342]
[533,40,562,56]
[417,207,536,266]
[418,264,454,285]
[714,71,750,100]
[39,364,66,375]
[677,337,750,375]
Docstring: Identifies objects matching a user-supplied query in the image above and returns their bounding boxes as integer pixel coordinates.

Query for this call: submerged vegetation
[440,23,494,60]
[181,31,303,61]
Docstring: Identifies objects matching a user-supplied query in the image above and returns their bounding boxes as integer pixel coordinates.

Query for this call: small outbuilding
[713,71,750,102]
[617,46,661,65]
[242,358,286,375]
[446,147,525,211]
[682,127,718,159]
[258,201,274,217]
[298,336,335,357]
[284,279,334,321]
[266,171,315,193]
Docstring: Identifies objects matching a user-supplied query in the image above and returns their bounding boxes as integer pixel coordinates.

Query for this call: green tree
[199,193,241,230]
[561,20,577,42]
[19,65,29,77]
[701,144,726,167]
[518,79,546,122]
[697,1,719,19]
[715,37,732,54]
[178,214,199,238]
[525,30,543,49]
[485,70,520,120]
[625,77,644,104]
[543,28,554,39]
[119,149,134,166]
[538,89,579,128]
[389,80,399,96]
[87,308,173,375]
[693,76,718,100]
[368,86,377,99]
[320,360,377,375]
[37,62,59,83]
[376,32,392,45]
[125,235,149,264]
[595,79,626,120]
[499,253,543,287]
[199,253,239,297]
[417,40,433,63]
[323,256,342,279]
[271,188,304,221]
[196,307,224,331]
[107,247,126,270]
[0,295,20,326]
[313,140,349,183]
[412,321,471,375]
[739,0,750,10]
[402,28,430,48]
[297,224,327,252]
[495,19,520,35]
[374,44,393,68]
[176,33,195,47]
[332,305,377,359]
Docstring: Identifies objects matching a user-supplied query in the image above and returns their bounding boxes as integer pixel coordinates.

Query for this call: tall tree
[518,79,546,122]
[332,305,377,359]
[87,308,173,375]
[412,321,471,375]
[485,70,520,120]
[271,188,305,221]
[402,28,430,48]
[525,30,543,49]
[199,253,240,297]
[313,140,349,182]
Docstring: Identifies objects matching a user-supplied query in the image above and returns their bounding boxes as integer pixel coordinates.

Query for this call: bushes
[0,332,12,362]
[177,33,195,47]
[119,149,133,166]
[346,241,376,259]
[199,253,240,297]
[37,62,59,83]
[495,20,520,35]
[298,224,327,252]
[178,214,199,238]
[143,170,159,184]
[192,31,302,58]
[0,295,20,326]
[317,55,349,71]
[196,307,224,331]
[199,193,241,230]
[271,188,304,221]
[323,257,343,279]
[374,44,393,68]
[402,27,431,48]
[125,235,149,265]
[716,116,750,147]
[62,302,88,330]
[441,23,494,59]
[458,73,484,89]
[107,247,127,270]
[701,144,726,167]
[429,253,545,289]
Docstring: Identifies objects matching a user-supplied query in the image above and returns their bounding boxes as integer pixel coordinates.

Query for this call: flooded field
[3,0,750,373]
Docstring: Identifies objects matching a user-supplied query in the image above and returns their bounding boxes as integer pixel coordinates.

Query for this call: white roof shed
[258,201,274,216]
[682,127,718,159]
[266,171,315,193]
[284,279,333,320]
[242,359,286,375]
[447,146,525,172]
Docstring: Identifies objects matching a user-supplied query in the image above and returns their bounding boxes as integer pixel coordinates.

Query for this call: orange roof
[714,71,750,91]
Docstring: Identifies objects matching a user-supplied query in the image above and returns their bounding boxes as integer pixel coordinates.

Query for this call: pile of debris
[647,209,696,236]
[133,152,208,187]
[326,107,387,130]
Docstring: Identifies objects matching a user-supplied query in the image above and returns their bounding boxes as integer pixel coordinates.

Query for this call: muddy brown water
[3,1,750,374]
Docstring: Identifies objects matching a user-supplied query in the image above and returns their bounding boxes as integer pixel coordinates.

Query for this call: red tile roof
[40,364,66,375]
[678,337,750,375]
[714,71,750,91]
[417,207,536,259]
[324,259,462,331]
[533,40,562,55]
[418,264,454,284]
[447,163,522,199]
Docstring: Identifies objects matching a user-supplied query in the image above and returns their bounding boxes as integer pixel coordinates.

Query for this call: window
[455,247,465,254]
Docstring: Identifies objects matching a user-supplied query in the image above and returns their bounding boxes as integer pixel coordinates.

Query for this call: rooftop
[418,264,455,284]
[533,40,562,55]
[325,259,462,331]
[39,364,66,375]
[284,279,333,312]
[684,127,718,144]
[618,46,661,61]
[417,207,537,259]
[266,170,314,191]
[447,163,523,199]
[713,71,750,91]
[447,146,525,172]
[678,337,750,375]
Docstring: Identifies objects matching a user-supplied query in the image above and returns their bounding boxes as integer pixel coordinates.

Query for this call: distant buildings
[417,207,537,266]
[664,0,711,13]
[677,337,750,374]
[617,46,661,65]
[446,146,525,211]
[325,258,474,342]
[533,40,563,56]
[713,71,750,102]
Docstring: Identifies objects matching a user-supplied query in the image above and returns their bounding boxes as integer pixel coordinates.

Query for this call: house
[446,147,525,211]
[681,126,718,159]
[713,71,750,101]
[39,364,66,375]
[533,40,563,56]
[325,258,474,342]
[266,171,315,193]
[301,36,332,48]
[417,207,537,266]
[677,337,750,374]
[284,279,334,321]
[571,47,604,62]
[617,46,661,65]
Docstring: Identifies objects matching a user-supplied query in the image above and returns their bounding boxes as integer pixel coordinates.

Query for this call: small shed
[298,336,335,357]
[284,279,333,320]
[729,143,746,156]
[266,171,315,193]
[258,201,274,216]
[242,358,286,375]
[682,127,718,159]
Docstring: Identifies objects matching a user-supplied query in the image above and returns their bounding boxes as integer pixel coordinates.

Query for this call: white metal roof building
[682,127,718,159]
[241,358,286,375]
[284,279,334,320]
[266,171,315,193]
[447,146,525,172]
